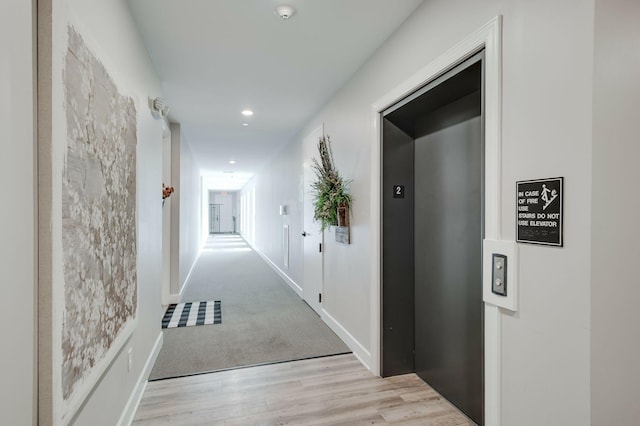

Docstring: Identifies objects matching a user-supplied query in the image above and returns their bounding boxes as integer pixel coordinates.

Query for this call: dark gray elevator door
[381,54,484,425]
[414,112,482,424]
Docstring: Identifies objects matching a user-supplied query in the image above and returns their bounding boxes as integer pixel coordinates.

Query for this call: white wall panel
[591,0,640,423]
[240,140,304,288]
[179,137,201,288]
[0,1,36,424]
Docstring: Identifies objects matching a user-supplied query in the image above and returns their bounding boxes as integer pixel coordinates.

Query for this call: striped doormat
[162,300,222,329]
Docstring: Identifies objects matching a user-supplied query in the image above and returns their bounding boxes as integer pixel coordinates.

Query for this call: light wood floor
[132,354,475,425]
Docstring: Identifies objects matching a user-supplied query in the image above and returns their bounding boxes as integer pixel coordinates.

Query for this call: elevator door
[414,109,483,424]
[382,53,484,425]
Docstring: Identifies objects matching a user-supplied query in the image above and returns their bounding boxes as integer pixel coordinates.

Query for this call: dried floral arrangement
[310,135,352,230]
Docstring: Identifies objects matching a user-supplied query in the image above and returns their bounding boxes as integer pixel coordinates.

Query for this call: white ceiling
[128,0,424,190]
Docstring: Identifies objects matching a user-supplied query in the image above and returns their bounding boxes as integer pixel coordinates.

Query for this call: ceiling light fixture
[274,5,296,20]
[242,123,249,126]
[229,160,236,165]
[241,109,253,116]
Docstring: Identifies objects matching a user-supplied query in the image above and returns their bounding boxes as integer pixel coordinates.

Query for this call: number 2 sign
[393,185,405,198]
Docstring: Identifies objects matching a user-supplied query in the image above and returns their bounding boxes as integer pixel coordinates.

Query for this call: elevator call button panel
[483,239,518,311]
[491,254,507,296]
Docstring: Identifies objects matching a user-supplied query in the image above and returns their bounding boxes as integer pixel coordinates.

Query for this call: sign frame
[516,177,564,247]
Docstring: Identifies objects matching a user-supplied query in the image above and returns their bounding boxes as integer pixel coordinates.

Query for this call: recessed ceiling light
[229,160,236,165]
[242,122,249,126]
[241,109,253,116]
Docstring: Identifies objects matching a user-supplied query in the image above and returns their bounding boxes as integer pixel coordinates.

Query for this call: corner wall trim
[167,284,185,305]
[117,332,163,426]
[248,239,303,297]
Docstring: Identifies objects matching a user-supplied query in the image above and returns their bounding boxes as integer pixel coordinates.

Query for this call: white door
[303,126,324,315]
[212,192,234,233]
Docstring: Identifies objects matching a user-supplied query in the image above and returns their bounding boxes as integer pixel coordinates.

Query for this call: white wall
[169,123,181,294]
[169,123,201,296]
[178,135,201,287]
[240,184,257,244]
[249,0,595,424]
[161,124,172,304]
[0,1,36,424]
[591,0,640,423]
[240,140,304,285]
[200,177,209,244]
[494,2,593,424]
[43,0,165,424]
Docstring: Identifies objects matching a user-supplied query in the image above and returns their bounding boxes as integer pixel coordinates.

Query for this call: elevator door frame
[370,16,503,426]
[383,51,484,424]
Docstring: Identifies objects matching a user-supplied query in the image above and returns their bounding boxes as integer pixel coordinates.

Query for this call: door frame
[370,16,503,426]
[302,125,325,314]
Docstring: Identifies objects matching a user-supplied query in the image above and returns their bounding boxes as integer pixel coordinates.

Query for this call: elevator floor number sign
[516,177,563,246]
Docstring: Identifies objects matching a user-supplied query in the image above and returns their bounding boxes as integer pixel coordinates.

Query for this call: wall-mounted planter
[336,204,350,244]
[311,135,353,232]
[335,226,350,244]
[337,204,349,227]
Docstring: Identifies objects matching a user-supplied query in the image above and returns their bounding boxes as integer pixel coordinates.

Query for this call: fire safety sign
[516,177,563,247]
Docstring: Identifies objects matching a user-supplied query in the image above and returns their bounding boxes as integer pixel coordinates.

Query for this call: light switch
[492,254,507,296]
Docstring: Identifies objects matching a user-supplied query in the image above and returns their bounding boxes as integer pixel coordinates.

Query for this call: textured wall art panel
[62,26,137,400]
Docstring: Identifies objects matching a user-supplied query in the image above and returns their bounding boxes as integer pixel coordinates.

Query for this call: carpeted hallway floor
[149,234,350,380]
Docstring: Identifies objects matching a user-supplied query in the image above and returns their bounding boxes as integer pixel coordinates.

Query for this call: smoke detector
[274,5,296,20]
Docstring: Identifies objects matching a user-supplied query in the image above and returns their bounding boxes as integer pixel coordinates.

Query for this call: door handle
[301,231,307,237]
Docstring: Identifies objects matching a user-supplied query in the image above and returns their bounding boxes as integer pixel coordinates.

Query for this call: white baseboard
[247,240,303,298]
[321,309,373,370]
[117,332,164,426]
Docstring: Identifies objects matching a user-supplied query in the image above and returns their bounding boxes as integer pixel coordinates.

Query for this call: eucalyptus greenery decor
[311,135,353,230]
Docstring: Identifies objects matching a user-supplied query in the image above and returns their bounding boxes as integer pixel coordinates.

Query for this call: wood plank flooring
[132,354,475,425]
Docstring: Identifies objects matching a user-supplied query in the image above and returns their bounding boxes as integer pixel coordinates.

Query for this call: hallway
[149,235,349,380]
[7,1,640,424]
